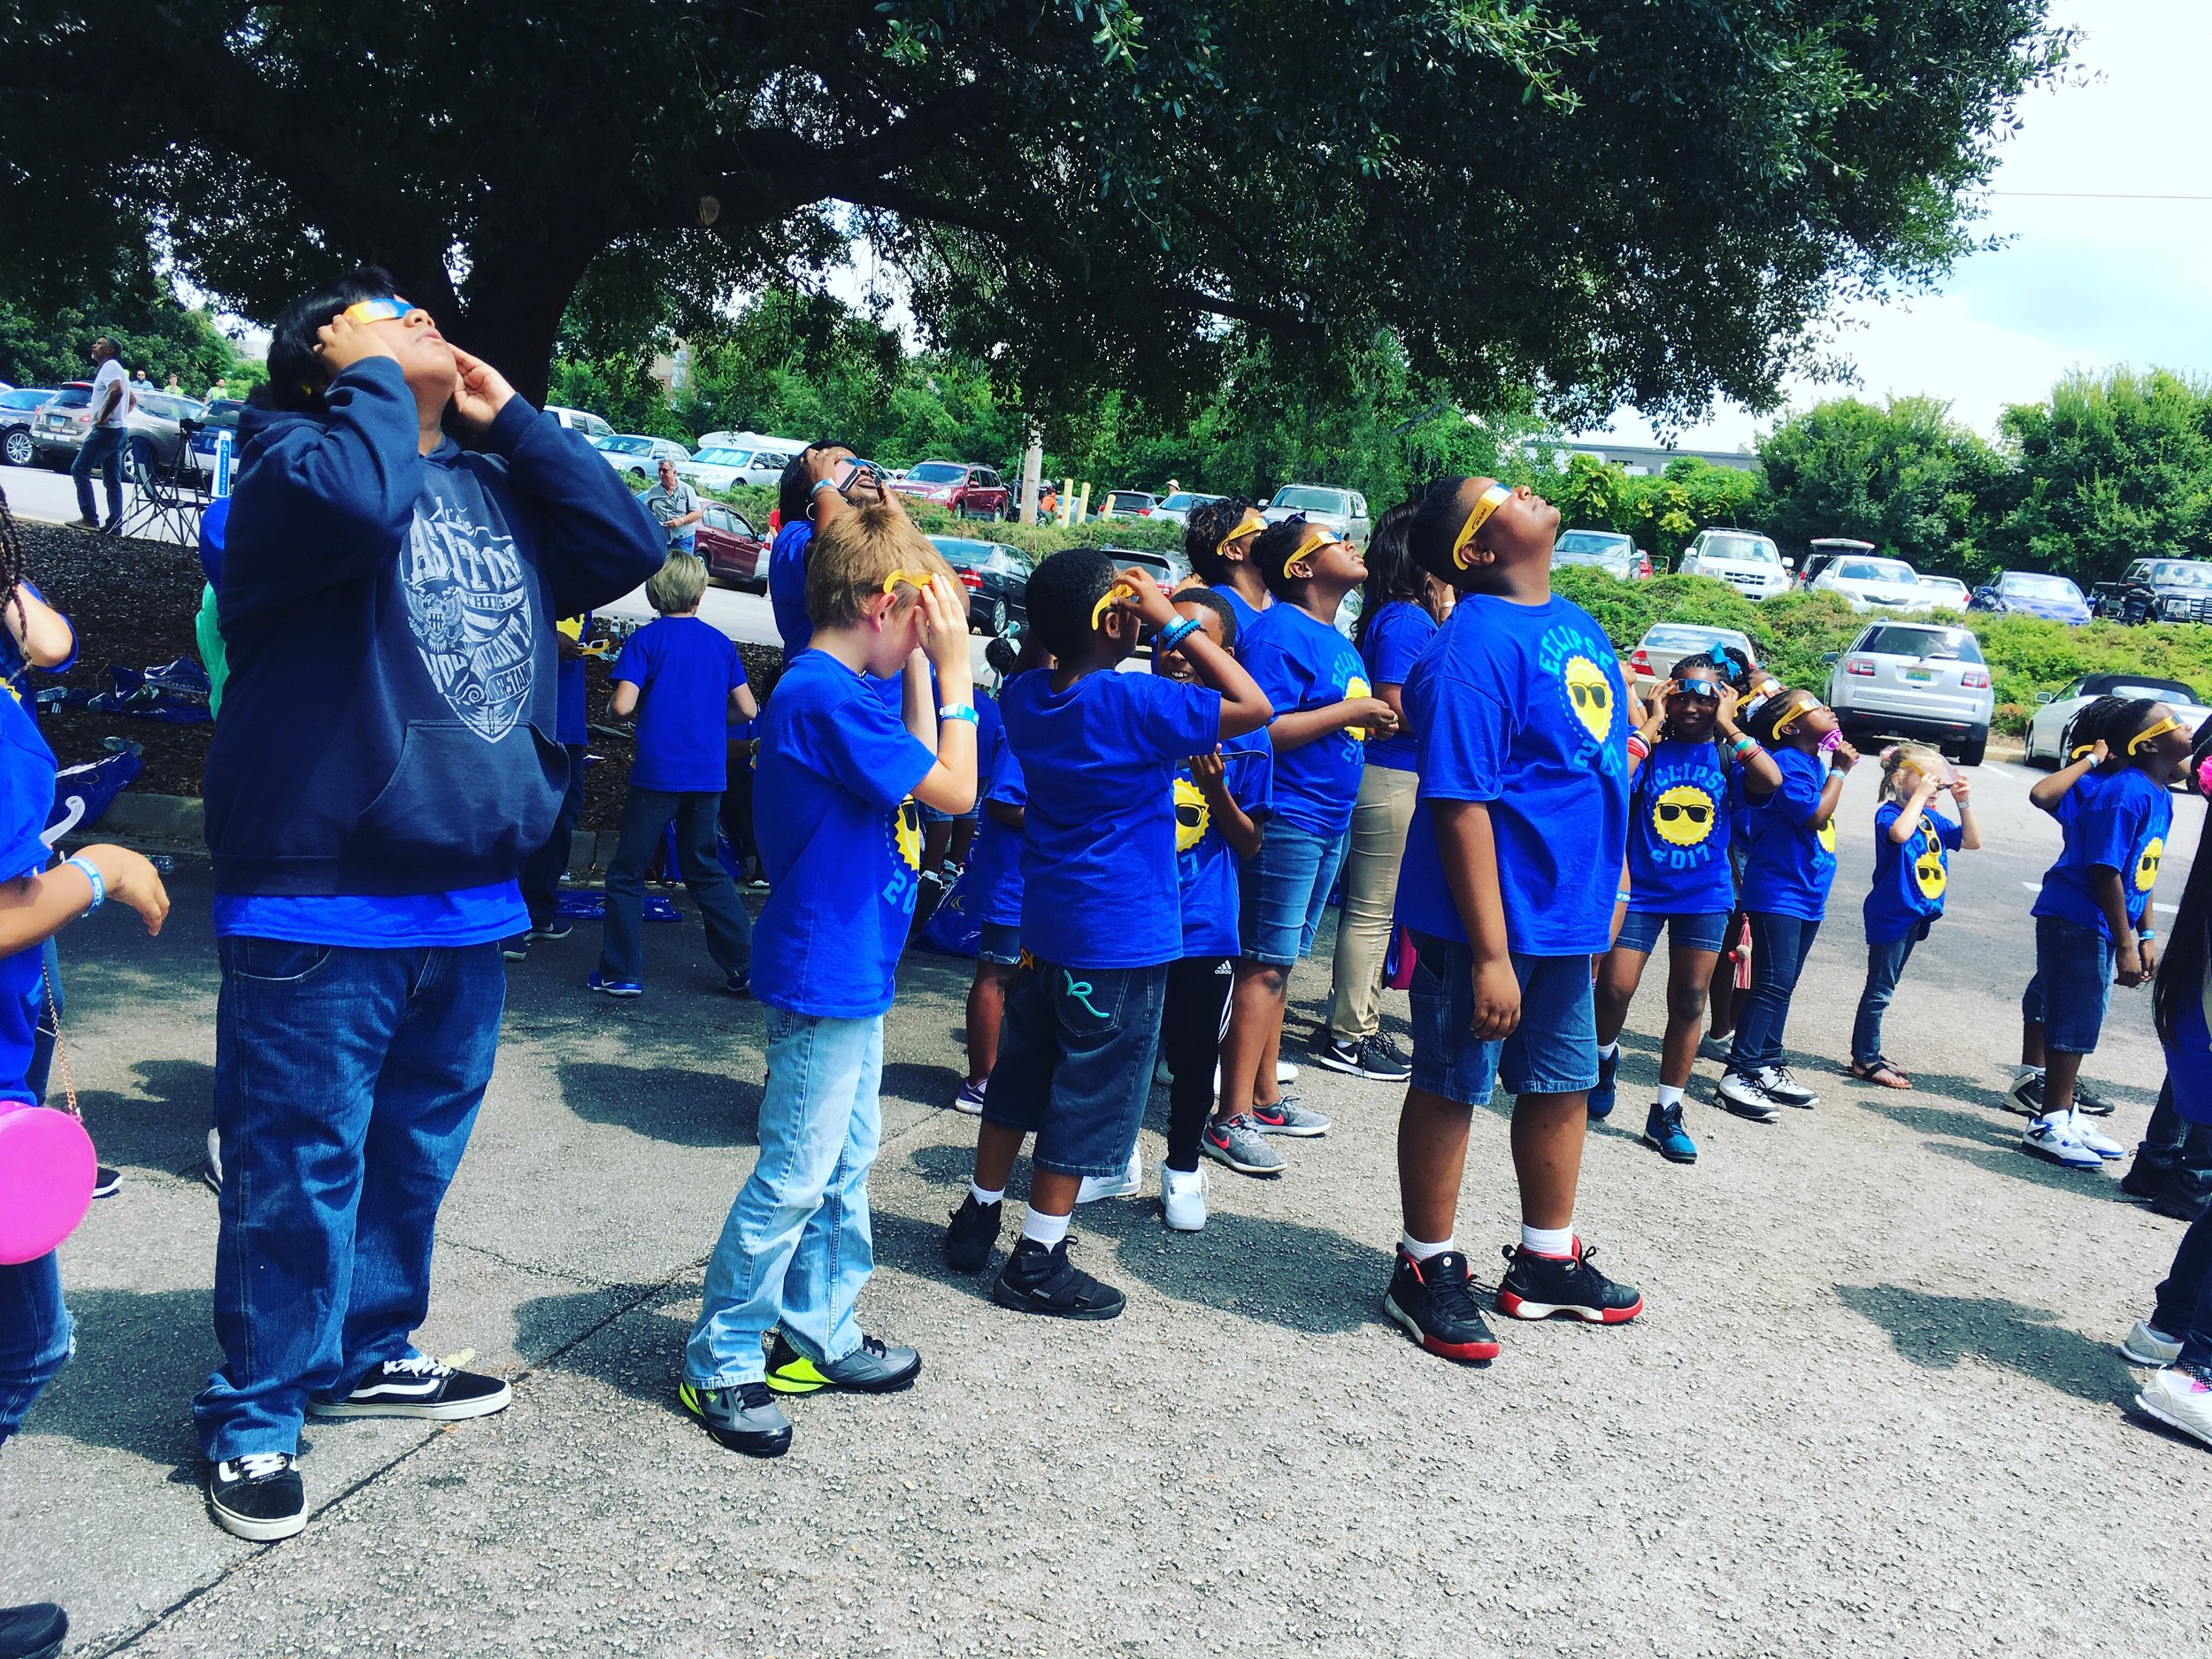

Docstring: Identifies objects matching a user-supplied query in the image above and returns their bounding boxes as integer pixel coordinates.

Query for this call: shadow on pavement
[73,1057,217,1178]
[29,1286,219,1474]
[557,1060,762,1148]
[1916,1137,2141,1205]
[1834,1282,2138,1408]
[879,1060,966,1112]
[512,1286,695,1414]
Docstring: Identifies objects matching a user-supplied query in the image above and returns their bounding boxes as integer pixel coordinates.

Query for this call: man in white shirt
[68,336,132,534]
[642,457,703,555]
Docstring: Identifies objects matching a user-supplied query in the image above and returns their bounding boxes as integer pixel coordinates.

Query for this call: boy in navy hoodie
[193,269,663,1541]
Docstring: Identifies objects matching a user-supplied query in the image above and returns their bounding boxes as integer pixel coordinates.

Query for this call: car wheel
[990,597,1009,635]
[1,429,30,468]
[1957,732,1987,769]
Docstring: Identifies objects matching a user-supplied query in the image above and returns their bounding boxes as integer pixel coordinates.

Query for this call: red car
[696,503,769,591]
[888,460,1014,519]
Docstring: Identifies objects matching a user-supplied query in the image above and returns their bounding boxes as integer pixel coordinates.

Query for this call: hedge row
[1550,566,2212,734]
[693,481,1182,557]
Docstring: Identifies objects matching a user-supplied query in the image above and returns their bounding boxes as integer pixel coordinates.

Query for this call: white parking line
[2019,879,2175,912]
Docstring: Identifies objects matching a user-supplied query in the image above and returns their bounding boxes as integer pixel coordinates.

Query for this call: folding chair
[115,434,208,544]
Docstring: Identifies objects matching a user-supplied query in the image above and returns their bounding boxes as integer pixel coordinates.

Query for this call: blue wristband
[64,855,104,912]
[938,703,979,726]
[1156,617,1201,654]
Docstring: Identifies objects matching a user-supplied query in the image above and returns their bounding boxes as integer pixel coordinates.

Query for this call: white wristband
[64,854,104,912]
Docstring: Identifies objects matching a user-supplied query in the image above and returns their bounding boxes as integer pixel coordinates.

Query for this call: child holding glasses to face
[1593,656,1782,1164]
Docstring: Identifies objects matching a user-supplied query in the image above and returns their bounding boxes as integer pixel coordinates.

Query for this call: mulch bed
[11,519,787,832]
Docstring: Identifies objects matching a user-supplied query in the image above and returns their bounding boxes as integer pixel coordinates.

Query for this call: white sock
[969,1181,1005,1207]
[1598,1041,1620,1061]
[1400,1231,1454,1262]
[2013,1064,2045,1081]
[1521,1222,1573,1257]
[1655,1084,1685,1110]
[1022,1208,1071,1248]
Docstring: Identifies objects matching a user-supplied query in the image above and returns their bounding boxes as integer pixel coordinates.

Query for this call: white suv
[1678,528,1791,600]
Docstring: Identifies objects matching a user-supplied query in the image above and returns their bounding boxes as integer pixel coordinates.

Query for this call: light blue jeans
[686,1008,882,1386]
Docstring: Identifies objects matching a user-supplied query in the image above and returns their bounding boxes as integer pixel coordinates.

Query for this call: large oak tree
[3,2,2065,416]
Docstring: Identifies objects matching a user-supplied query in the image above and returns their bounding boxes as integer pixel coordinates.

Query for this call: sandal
[1848,1058,1912,1090]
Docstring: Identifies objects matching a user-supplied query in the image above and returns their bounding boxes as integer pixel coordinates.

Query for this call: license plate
[1903,668,1933,684]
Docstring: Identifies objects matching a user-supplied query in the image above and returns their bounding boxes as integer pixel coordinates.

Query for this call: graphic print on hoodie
[403,499,534,742]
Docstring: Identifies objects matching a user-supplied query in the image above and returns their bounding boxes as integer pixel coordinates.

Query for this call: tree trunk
[451,227,608,408]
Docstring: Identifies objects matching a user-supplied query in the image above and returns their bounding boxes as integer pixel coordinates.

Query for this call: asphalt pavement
[3,759,2209,1657]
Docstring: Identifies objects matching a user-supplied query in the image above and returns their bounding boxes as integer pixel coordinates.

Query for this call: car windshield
[0,390,51,411]
[199,401,242,429]
[1918,575,1965,589]
[1641,626,1748,658]
[928,538,994,566]
[1109,493,1152,509]
[2001,572,2080,600]
[48,388,89,408]
[2151,562,2212,588]
[2085,675,2200,703]
[597,435,649,454]
[1158,493,1210,511]
[909,462,967,484]
[1862,626,1984,664]
[1555,532,1632,558]
[1700,534,1778,565]
[1836,559,1916,582]
[1271,488,1348,514]
[693,448,750,465]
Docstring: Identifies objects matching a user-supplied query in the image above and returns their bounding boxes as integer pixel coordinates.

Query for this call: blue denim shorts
[977,921,1022,967]
[981,959,1170,1176]
[1407,933,1599,1106]
[916,802,978,827]
[2027,916,2115,1055]
[1239,820,1349,968]
[1613,909,1730,956]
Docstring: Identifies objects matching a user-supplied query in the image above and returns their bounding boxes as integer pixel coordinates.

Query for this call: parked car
[696,428,810,457]
[1916,573,1973,610]
[1676,527,1792,599]
[680,445,798,492]
[1808,554,1933,613]
[594,433,694,483]
[1259,485,1371,546]
[1096,490,1160,521]
[1968,569,2091,626]
[888,460,1014,519]
[187,398,246,475]
[0,388,60,467]
[1793,537,1876,592]
[695,503,769,592]
[545,406,614,441]
[2090,557,2212,626]
[1825,621,1993,766]
[1100,543,1194,592]
[32,382,205,470]
[2024,672,2211,768]
[1623,624,1759,701]
[927,535,1032,635]
[1150,490,1225,527]
[1554,528,1647,581]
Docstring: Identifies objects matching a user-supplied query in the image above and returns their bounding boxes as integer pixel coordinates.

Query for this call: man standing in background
[67,336,131,534]
[644,457,703,555]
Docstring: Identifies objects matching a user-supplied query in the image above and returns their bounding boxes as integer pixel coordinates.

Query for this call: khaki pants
[1326,763,1419,1044]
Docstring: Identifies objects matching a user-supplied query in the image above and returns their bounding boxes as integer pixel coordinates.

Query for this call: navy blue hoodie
[204,358,664,895]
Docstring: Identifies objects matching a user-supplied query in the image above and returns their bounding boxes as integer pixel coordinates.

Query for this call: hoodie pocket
[351,719,563,872]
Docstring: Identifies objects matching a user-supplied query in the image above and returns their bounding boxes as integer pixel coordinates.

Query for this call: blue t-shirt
[1212,585,1269,641]
[1739,748,1838,921]
[556,615,591,746]
[1175,730,1274,956]
[1626,738,1736,917]
[0,582,76,721]
[2032,765,2173,939]
[1396,594,1629,956]
[1002,668,1221,968]
[1358,601,1435,774]
[212,882,528,945]
[612,615,747,793]
[1865,801,1964,943]
[769,522,814,656]
[0,690,56,1103]
[750,649,937,1018]
[963,689,1026,927]
[1242,603,1369,837]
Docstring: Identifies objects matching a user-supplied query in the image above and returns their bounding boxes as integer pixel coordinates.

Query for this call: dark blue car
[1969,569,2092,626]
[188,398,245,477]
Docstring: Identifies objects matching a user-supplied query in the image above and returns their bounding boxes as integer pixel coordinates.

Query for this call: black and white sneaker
[1715,1069,1780,1122]
[2004,1069,2046,1117]
[2072,1078,2117,1117]
[1382,1247,1499,1363]
[0,1601,66,1659]
[207,1451,306,1541]
[944,1193,1004,1274]
[679,1379,791,1457]
[307,1356,511,1420]
[992,1238,1125,1320]
[1496,1240,1644,1324]
[90,1166,120,1199]
[1313,1033,1412,1081]
[1757,1064,1817,1108]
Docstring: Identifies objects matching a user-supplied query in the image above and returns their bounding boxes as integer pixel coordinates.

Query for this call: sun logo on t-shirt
[1562,655,1613,744]
[2138,835,2164,892]
[1344,673,1372,742]
[1913,838,1947,900]
[1652,783,1716,848]
[1817,817,1838,856]
[1173,776,1210,854]
[896,799,925,872]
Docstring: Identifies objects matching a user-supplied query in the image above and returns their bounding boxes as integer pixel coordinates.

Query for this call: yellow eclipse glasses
[1770,695,1819,736]
[879,569,932,599]
[1215,510,1266,555]
[341,296,413,325]
[2128,715,2182,753]
[1090,578,1141,631]
[1448,483,1513,569]
[1279,523,1342,576]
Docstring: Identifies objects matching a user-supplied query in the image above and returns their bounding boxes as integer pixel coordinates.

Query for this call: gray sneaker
[1250,1094,1332,1137]
[2072,1078,2118,1117]
[1202,1113,1286,1174]
[679,1379,792,1457]
[1697,1033,1735,1064]
[764,1332,920,1395]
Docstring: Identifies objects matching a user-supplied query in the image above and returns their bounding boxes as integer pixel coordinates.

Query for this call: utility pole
[1018,427,1044,526]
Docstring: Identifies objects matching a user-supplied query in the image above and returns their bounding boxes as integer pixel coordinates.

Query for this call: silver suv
[1825,620,1993,767]
[1260,484,1372,547]
[1678,527,1791,599]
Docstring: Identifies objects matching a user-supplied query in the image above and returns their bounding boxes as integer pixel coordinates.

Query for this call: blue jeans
[598,786,753,983]
[72,426,127,525]
[1407,936,1600,1106]
[1851,927,1924,1067]
[1729,911,1821,1074]
[2026,915,2114,1055]
[2154,1204,2212,1370]
[981,959,1169,1176]
[1239,821,1349,967]
[0,1251,71,1448]
[193,940,505,1460]
[687,1009,882,1386]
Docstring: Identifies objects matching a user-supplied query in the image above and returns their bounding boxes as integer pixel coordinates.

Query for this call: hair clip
[1448,483,1512,569]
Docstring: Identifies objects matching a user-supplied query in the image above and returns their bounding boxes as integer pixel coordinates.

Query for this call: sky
[1585,0,2212,452]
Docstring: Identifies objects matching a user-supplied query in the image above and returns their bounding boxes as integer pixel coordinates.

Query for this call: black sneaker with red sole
[1495,1240,1644,1324]
[1382,1247,1500,1363]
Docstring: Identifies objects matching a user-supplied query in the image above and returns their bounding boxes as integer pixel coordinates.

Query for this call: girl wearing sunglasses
[1592,657,1782,1163]
[1715,689,1857,1121]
